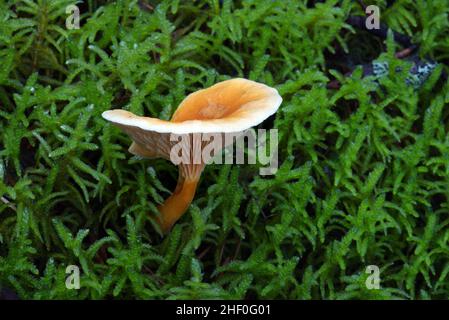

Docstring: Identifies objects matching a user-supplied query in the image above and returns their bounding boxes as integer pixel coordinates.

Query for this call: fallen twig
[1,196,17,211]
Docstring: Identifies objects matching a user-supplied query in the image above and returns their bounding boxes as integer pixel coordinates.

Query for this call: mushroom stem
[157,164,203,233]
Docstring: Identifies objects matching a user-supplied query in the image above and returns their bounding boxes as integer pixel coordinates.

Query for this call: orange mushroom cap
[102,78,282,234]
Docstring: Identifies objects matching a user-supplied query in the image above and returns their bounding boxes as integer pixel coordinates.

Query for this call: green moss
[1,0,449,299]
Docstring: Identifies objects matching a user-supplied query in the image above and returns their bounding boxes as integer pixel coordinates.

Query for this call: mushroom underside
[124,127,238,233]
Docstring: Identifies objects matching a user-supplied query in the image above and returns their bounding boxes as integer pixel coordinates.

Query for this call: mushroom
[102,78,282,234]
